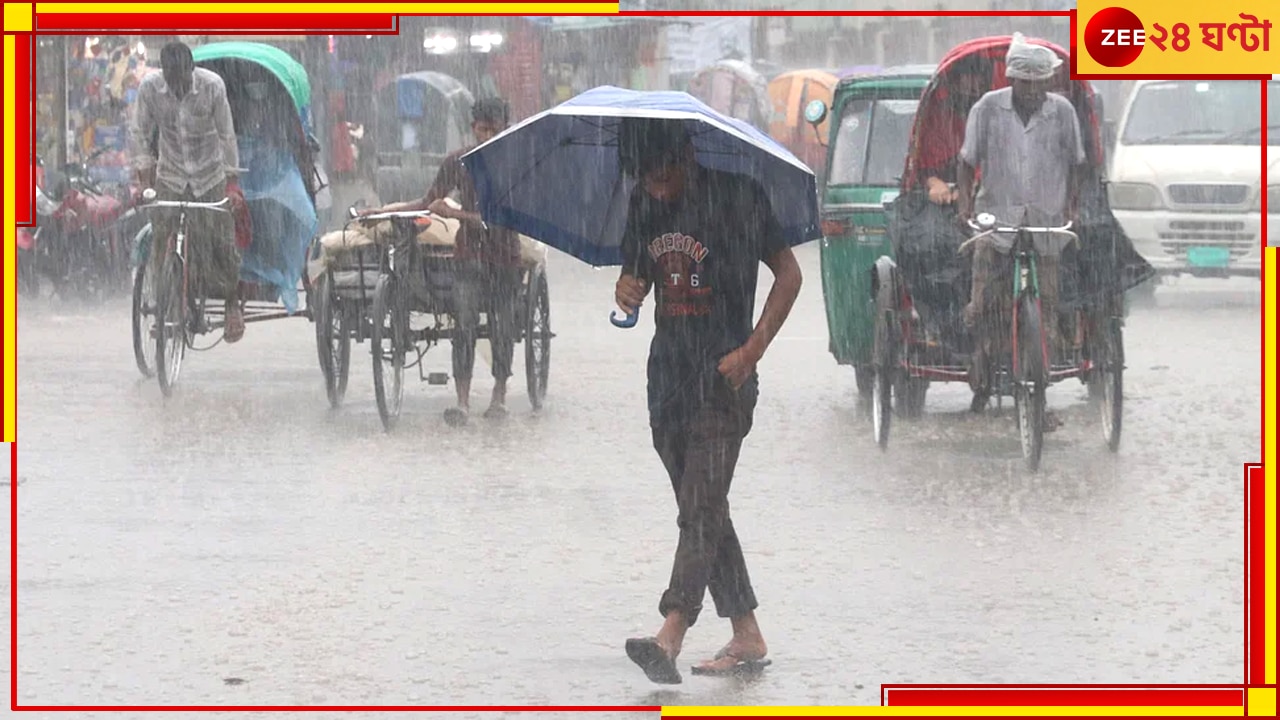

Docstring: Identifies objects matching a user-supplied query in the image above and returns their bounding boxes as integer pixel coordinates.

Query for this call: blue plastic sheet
[235,135,317,313]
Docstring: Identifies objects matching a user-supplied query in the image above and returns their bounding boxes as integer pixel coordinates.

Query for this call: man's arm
[615,190,651,314]
[212,80,239,182]
[363,153,458,215]
[956,98,987,220]
[127,83,157,185]
[742,247,802,362]
[1063,101,1088,219]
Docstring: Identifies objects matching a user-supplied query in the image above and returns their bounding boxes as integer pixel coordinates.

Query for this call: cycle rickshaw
[308,206,552,432]
[131,42,325,395]
[869,35,1142,471]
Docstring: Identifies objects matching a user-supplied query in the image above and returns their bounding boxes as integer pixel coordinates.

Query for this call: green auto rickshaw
[802,65,934,397]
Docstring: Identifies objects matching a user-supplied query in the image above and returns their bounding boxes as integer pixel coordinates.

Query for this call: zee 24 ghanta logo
[1084,6,1272,67]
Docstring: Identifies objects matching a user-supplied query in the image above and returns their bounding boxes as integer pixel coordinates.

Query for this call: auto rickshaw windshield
[828,98,918,186]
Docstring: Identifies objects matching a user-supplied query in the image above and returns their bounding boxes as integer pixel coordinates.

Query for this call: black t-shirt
[620,167,789,425]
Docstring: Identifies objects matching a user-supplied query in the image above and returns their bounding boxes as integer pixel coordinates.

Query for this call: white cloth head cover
[1005,32,1062,81]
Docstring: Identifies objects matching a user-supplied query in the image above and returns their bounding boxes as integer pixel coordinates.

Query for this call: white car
[1108,79,1268,276]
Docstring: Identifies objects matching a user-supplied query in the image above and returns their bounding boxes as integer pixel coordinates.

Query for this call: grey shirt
[960,87,1085,229]
[129,67,239,198]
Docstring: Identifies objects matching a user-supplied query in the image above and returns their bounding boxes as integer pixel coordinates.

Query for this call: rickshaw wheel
[313,270,351,409]
[131,259,157,378]
[524,267,551,411]
[371,273,406,432]
[154,254,187,398]
[871,310,894,451]
[1099,317,1124,453]
[1014,294,1047,472]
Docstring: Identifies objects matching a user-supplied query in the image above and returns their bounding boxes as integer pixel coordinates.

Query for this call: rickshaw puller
[361,98,519,426]
[956,34,1087,414]
[129,42,245,342]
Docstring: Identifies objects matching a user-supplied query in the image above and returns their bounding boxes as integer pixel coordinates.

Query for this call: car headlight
[1108,182,1164,211]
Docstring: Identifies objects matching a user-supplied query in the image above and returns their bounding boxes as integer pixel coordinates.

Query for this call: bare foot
[223,299,245,343]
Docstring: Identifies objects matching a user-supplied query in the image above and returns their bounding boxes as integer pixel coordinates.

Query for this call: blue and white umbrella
[461,85,821,270]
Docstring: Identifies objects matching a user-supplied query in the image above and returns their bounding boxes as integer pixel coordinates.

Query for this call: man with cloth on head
[956,32,1087,416]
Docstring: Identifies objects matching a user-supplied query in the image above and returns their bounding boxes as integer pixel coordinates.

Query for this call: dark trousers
[652,386,757,627]
[452,260,520,383]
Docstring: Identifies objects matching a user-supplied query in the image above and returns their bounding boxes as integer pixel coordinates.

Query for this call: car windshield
[828,98,919,186]
[1121,80,1261,145]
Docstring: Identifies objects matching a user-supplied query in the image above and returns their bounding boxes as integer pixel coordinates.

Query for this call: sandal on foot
[483,404,509,420]
[625,637,682,685]
[690,653,772,677]
[443,407,469,427]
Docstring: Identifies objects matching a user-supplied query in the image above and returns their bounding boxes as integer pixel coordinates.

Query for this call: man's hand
[615,273,650,316]
[717,343,762,391]
[926,177,954,205]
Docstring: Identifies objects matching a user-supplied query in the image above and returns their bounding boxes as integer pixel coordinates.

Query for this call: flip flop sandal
[625,637,682,685]
[690,653,772,678]
[443,407,469,427]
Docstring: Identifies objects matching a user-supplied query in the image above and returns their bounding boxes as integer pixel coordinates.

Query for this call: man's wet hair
[159,42,193,71]
[617,117,692,177]
[472,97,510,126]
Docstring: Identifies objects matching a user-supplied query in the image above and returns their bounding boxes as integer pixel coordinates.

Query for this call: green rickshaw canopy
[192,41,311,115]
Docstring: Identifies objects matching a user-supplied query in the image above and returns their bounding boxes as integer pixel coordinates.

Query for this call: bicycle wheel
[1014,294,1046,471]
[524,267,551,411]
[371,273,406,432]
[153,254,187,397]
[131,260,157,378]
[313,270,351,409]
[1099,317,1124,452]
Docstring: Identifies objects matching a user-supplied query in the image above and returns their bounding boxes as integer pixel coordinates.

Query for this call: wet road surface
[11,244,1256,711]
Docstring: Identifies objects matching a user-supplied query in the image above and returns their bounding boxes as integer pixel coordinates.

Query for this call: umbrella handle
[610,309,639,328]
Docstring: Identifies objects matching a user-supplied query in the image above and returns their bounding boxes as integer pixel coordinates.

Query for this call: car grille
[1165,183,1250,206]
[1159,219,1256,258]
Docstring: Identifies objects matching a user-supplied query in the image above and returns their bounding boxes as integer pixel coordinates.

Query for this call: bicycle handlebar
[346,208,438,224]
[138,189,231,211]
[958,215,1077,254]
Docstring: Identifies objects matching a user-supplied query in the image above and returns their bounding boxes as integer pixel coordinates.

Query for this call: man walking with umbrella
[614,118,803,684]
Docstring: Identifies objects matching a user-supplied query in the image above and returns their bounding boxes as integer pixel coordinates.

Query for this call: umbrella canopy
[460,85,821,267]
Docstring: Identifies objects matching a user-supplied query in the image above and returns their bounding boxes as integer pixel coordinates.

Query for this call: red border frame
[5,5,1271,713]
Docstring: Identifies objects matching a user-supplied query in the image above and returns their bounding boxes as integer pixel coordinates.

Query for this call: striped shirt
[129,68,239,198]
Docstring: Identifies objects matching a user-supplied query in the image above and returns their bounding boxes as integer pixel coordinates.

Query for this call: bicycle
[137,187,231,397]
[958,213,1079,470]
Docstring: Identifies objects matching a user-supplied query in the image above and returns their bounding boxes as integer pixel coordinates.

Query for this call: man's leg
[447,262,481,425]
[147,185,184,282]
[484,265,520,417]
[624,419,693,683]
[1037,252,1062,357]
[187,181,243,342]
[965,238,1000,411]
